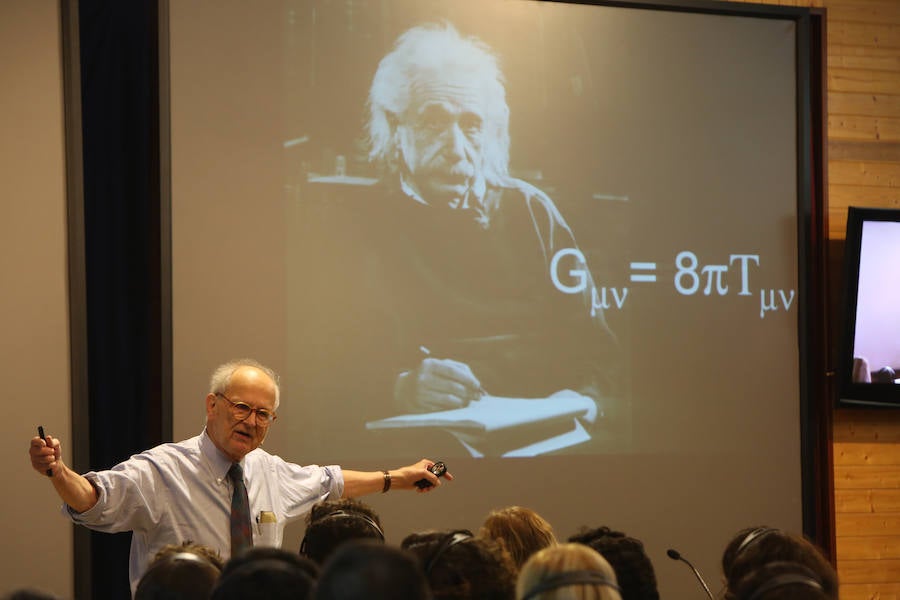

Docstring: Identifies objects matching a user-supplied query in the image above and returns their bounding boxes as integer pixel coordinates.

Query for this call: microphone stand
[667,548,714,600]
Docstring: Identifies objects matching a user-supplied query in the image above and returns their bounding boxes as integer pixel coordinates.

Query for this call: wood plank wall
[722,0,900,597]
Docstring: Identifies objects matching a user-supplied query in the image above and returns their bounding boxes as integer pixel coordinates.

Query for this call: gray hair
[367,22,510,184]
[209,358,281,410]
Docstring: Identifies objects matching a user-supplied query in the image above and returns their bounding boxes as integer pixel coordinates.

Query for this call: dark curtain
[78,1,164,597]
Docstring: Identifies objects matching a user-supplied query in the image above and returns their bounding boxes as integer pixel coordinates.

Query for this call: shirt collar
[200,428,239,482]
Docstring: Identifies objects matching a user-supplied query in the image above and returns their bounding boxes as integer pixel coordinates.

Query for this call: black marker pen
[37,426,52,476]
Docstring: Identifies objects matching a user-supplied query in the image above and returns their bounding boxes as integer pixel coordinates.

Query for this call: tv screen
[838,206,900,406]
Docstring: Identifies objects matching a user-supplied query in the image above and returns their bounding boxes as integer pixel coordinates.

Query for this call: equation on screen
[550,249,795,319]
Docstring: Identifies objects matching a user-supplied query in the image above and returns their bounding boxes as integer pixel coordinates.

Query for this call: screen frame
[63,2,833,596]
[837,206,900,408]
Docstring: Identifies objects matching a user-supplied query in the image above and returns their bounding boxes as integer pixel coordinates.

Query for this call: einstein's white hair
[367,23,510,184]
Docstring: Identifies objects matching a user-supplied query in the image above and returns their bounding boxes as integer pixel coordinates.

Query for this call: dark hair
[402,529,516,600]
[135,551,221,600]
[219,547,318,581]
[301,499,385,565]
[212,555,316,600]
[731,561,830,600]
[314,539,431,600]
[721,527,779,577]
[721,527,837,600]
[152,541,225,571]
[568,526,659,600]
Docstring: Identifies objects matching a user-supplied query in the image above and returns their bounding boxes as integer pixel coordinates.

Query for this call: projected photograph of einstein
[286,10,628,459]
[281,0,798,460]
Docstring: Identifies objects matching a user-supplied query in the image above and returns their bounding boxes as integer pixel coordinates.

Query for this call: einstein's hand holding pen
[393,346,486,413]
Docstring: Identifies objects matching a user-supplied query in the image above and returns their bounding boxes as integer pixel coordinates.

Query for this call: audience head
[135,546,222,600]
[517,543,622,600]
[301,498,385,565]
[151,541,225,571]
[721,527,837,600]
[314,539,431,600]
[568,526,658,600]
[212,547,318,600]
[480,506,558,570]
[730,561,830,600]
[402,528,517,600]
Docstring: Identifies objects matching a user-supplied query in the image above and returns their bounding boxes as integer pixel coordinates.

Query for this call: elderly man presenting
[342,23,619,448]
[29,358,449,591]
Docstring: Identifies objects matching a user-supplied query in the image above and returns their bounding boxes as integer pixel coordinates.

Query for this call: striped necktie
[227,462,253,556]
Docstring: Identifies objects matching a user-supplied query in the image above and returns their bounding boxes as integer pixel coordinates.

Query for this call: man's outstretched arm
[341,458,453,498]
[29,434,98,513]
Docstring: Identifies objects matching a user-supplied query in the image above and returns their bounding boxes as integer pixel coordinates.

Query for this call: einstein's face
[397,67,487,207]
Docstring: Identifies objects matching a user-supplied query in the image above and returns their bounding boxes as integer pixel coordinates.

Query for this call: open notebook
[365,391,597,457]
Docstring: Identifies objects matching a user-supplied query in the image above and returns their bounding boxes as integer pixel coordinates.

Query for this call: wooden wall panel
[836,442,900,466]
[723,0,900,596]
[840,583,900,600]
[828,115,900,142]
[830,160,900,186]
[836,534,900,560]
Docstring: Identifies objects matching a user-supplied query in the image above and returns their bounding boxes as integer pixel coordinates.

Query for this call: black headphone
[520,570,621,600]
[422,529,474,575]
[735,527,779,558]
[299,509,385,556]
[741,563,825,600]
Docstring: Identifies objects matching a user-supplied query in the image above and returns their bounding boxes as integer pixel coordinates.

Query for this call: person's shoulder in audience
[479,506,557,571]
[403,528,516,600]
[314,538,430,600]
[568,525,659,600]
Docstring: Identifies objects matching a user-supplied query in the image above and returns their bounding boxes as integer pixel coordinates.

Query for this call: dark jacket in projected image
[295,177,620,455]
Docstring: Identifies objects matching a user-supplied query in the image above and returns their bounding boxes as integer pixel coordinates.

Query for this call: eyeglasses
[214,393,277,426]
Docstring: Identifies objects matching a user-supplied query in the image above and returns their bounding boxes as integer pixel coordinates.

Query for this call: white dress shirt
[66,429,343,592]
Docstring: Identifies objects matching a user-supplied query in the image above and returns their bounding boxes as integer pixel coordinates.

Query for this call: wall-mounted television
[838,206,900,407]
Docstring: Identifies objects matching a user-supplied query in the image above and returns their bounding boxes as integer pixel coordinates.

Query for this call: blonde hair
[517,544,621,600]
[480,506,558,570]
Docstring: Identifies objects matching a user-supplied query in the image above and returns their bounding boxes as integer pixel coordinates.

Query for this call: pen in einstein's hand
[419,346,488,400]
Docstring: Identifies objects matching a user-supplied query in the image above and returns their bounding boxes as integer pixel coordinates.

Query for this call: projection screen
[170,1,807,596]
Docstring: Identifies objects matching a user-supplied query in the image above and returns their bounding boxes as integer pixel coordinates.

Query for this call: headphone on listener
[299,509,385,556]
[422,529,474,575]
[734,527,780,558]
[520,570,621,600]
[737,562,825,600]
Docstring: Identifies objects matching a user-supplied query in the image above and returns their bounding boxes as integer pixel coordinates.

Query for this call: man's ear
[205,393,217,416]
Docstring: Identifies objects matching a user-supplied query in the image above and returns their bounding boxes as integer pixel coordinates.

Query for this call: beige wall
[0,1,73,597]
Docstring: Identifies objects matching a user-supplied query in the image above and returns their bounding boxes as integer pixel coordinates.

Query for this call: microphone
[667,548,714,600]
